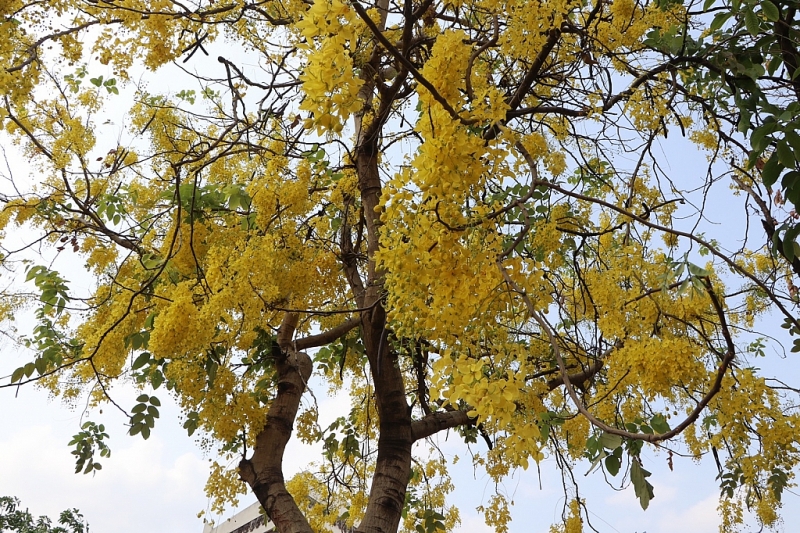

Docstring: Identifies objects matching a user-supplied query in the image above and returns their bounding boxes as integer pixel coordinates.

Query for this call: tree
[1,0,799,531]
[646,0,800,277]
[0,496,89,533]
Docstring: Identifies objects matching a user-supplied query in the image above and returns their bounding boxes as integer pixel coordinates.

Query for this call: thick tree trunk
[351,6,415,523]
[350,104,415,530]
[239,314,314,533]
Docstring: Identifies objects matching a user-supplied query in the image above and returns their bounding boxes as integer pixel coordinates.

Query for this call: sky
[0,354,734,533]
[1,18,799,533]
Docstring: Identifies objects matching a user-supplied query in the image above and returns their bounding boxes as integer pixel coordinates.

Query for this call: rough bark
[239,314,314,533]
[295,317,361,351]
[352,117,414,533]
[349,1,415,528]
[411,410,473,442]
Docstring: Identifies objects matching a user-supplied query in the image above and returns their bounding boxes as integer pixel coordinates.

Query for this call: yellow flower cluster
[297,0,365,134]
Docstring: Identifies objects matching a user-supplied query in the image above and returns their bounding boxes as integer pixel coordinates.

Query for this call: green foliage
[88,75,119,95]
[12,308,82,385]
[323,413,362,461]
[630,459,655,510]
[536,410,565,443]
[719,465,745,499]
[68,421,110,475]
[657,255,710,295]
[718,463,791,508]
[583,415,670,510]
[780,316,800,352]
[0,497,89,533]
[95,193,126,226]
[771,221,800,262]
[686,0,800,235]
[245,328,280,404]
[767,467,790,502]
[63,65,88,93]
[25,266,70,316]
[567,158,613,195]
[63,68,120,95]
[128,394,160,439]
[183,411,200,437]
[125,330,150,352]
[747,337,767,358]
[401,475,446,533]
[314,334,365,379]
[176,89,196,105]
[414,509,446,533]
[131,351,171,391]
[164,181,252,226]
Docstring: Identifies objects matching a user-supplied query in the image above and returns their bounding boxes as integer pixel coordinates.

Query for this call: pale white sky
[0,357,734,533]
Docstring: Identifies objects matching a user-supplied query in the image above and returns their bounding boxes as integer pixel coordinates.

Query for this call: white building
[202,502,273,533]
[202,501,353,533]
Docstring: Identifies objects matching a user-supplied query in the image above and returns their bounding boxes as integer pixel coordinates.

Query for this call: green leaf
[782,225,800,260]
[650,414,671,434]
[631,460,655,510]
[90,76,103,87]
[751,123,775,153]
[132,352,151,370]
[11,366,25,383]
[761,0,780,21]
[599,432,623,450]
[605,453,621,476]
[687,262,710,277]
[744,8,761,36]
[130,332,144,350]
[738,109,752,133]
[786,130,800,155]
[136,393,150,402]
[709,11,732,31]
[151,370,164,389]
[785,237,796,262]
[184,421,197,436]
[141,253,165,269]
[761,152,782,188]
[777,139,796,167]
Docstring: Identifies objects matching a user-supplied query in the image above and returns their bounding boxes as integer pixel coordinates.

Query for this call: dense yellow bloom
[2,0,799,532]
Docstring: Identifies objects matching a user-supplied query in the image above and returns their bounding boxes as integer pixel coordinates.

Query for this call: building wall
[201,501,354,533]
[202,502,274,533]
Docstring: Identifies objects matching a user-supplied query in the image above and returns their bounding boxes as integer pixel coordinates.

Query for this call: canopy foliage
[0,496,89,533]
[2,0,800,531]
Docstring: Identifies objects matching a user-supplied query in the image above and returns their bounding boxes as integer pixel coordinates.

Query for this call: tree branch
[295,318,360,350]
[411,410,472,441]
[239,347,313,533]
[498,259,736,444]
[349,0,476,126]
[545,360,604,392]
